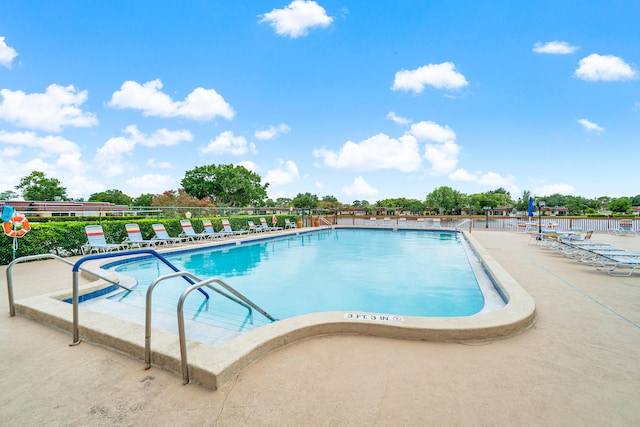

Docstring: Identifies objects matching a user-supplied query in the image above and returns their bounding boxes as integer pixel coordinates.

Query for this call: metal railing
[6,253,131,317]
[318,216,333,228]
[70,249,210,345]
[455,219,472,232]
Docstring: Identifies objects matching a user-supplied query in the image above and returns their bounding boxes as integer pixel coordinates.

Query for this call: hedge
[0,215,297,265]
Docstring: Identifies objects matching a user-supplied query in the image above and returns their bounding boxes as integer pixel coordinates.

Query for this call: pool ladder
[8,249,276,387]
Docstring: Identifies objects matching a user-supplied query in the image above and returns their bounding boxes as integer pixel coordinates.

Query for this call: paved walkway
[1,231,639,426]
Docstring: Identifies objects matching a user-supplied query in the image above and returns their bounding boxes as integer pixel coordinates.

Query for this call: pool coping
[13,227,536,390]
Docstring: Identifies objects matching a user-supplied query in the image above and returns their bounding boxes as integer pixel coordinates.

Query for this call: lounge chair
[383,217,391,226]
[432,218,441,227]
[608,220,636,236]
[368,217,377,226]
[416,218,425,227]
[202,219,229,238]
[247,220,263,233]
[593,254,640,276]
[179,220,209,241]
[84,224,128,254]
[398,217,407,226]
[152,223,190,245]
[284,218,296,229]
[222,219,249,236]
[260,217,281,232]
[124,223,157,248]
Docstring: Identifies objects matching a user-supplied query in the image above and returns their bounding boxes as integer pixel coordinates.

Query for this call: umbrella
[527,196,534,218]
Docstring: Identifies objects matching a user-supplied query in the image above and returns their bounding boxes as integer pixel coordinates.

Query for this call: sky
[0,1,638,204]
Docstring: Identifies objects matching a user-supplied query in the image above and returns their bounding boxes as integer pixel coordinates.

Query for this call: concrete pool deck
[1,230,639,425]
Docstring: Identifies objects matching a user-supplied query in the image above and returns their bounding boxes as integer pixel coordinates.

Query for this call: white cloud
[0,131,80,156]
[577,118,604,133]
[254,123,291,140]
[315,181,324,189]
[259,0,333,38]
[237,160,259,173]
[108,79,235,120]
[449,168,515,188]
[0,37,18,68]
[201,131,254,156]
[264,160,299,186]
[343,176,378,196]
[409,121,456,142]
[313,133,421,172]
[121,124,193,147]
[392,62,468,93]
[423,140,461,175]
[146,158,173,169]
[386,111,411,125]
[574,54,637,82]
[126,174,176,194]
[533,41,578,54]
[0,84,98,132]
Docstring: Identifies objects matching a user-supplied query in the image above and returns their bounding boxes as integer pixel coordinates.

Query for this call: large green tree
[132,193,154,206]
[181,164,268,207]
[292,192,319,209]
[425,186,456,215]
[88,189,132,205]
[16,171,68,201]
[609,197,631,213]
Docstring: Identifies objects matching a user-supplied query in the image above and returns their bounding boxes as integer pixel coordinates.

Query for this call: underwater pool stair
[7,249,277,386]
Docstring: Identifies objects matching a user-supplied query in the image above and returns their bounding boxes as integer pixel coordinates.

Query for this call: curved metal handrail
[144,271,263,369]
[6,253,131,317]
[175,279,277,385]
[70,249,209,345]
[455,219,472,232]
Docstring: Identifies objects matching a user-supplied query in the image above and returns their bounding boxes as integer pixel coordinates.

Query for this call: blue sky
[0,1,638,203]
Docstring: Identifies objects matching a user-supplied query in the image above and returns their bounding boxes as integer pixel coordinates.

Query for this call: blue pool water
[109,229,490,330]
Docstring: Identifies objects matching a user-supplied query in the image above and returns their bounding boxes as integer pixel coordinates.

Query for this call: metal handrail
[70,249,209,345]
[455,219,472,232]
[175,279,277,385]
[318,216,333,228]
[6,253,132,317]
[144,271,269,369]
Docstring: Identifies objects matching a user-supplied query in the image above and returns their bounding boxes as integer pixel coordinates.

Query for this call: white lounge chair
[124,223,157,248]
[180,220,209,240]
[84,225,128,254]
[152,223,190,245]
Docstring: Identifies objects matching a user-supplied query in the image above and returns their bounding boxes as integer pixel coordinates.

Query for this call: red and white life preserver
[3,214,30,238]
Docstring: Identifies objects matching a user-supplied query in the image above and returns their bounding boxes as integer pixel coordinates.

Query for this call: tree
[0,190,19,200]
[88,189,132,205]
[425,186,456,215]
[132,193,154,206]
[292,192,319,210]
[609,197,631,213]
[16,171,68,201]
[152,189,216,208]
[275,197,292,207]
[181,164,268,207]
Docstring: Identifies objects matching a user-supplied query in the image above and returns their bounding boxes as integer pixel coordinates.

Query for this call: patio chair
[416,218,425,227]
[432,218,441,227]
[608,220,636,236]
[124,223,157,248]
[260,217,281,232]
[284,218,297,229]
[202,219,230,238]
[593,254,640,277]
[222,219,249,236]
[383,217,391,226]
[179,220,209,241]
[368,217,377,226]
[84,225,128,254]
[398,217,407,226]
[152,223,190,245]
[247,220,263,233]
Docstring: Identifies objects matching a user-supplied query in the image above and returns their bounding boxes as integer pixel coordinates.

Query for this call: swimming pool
[104,229,504,337]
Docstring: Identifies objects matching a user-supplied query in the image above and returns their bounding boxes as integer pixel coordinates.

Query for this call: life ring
[3,214,31,237]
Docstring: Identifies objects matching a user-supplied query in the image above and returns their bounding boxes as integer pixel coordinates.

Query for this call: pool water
[111,229,488,329]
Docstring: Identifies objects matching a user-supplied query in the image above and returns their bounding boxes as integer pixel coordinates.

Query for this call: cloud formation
[201,131,254,156]
[343,176,378,197]
[574,54,637,81]
[0,84,98,132]
[265,160,300,186]
[533,41,578,54]
[0,131,80,156]
[254,123,291,140]
[108,79,235,120]
[386,111,411,125]
[0,36,18,68]
[392,62,468,93]
[577,118,604,133]
[313,133,421,172]
[259,0,333,38]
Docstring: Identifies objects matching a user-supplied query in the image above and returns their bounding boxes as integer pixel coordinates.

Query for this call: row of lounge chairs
[529,228,640,277]
[83,218,287,254]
